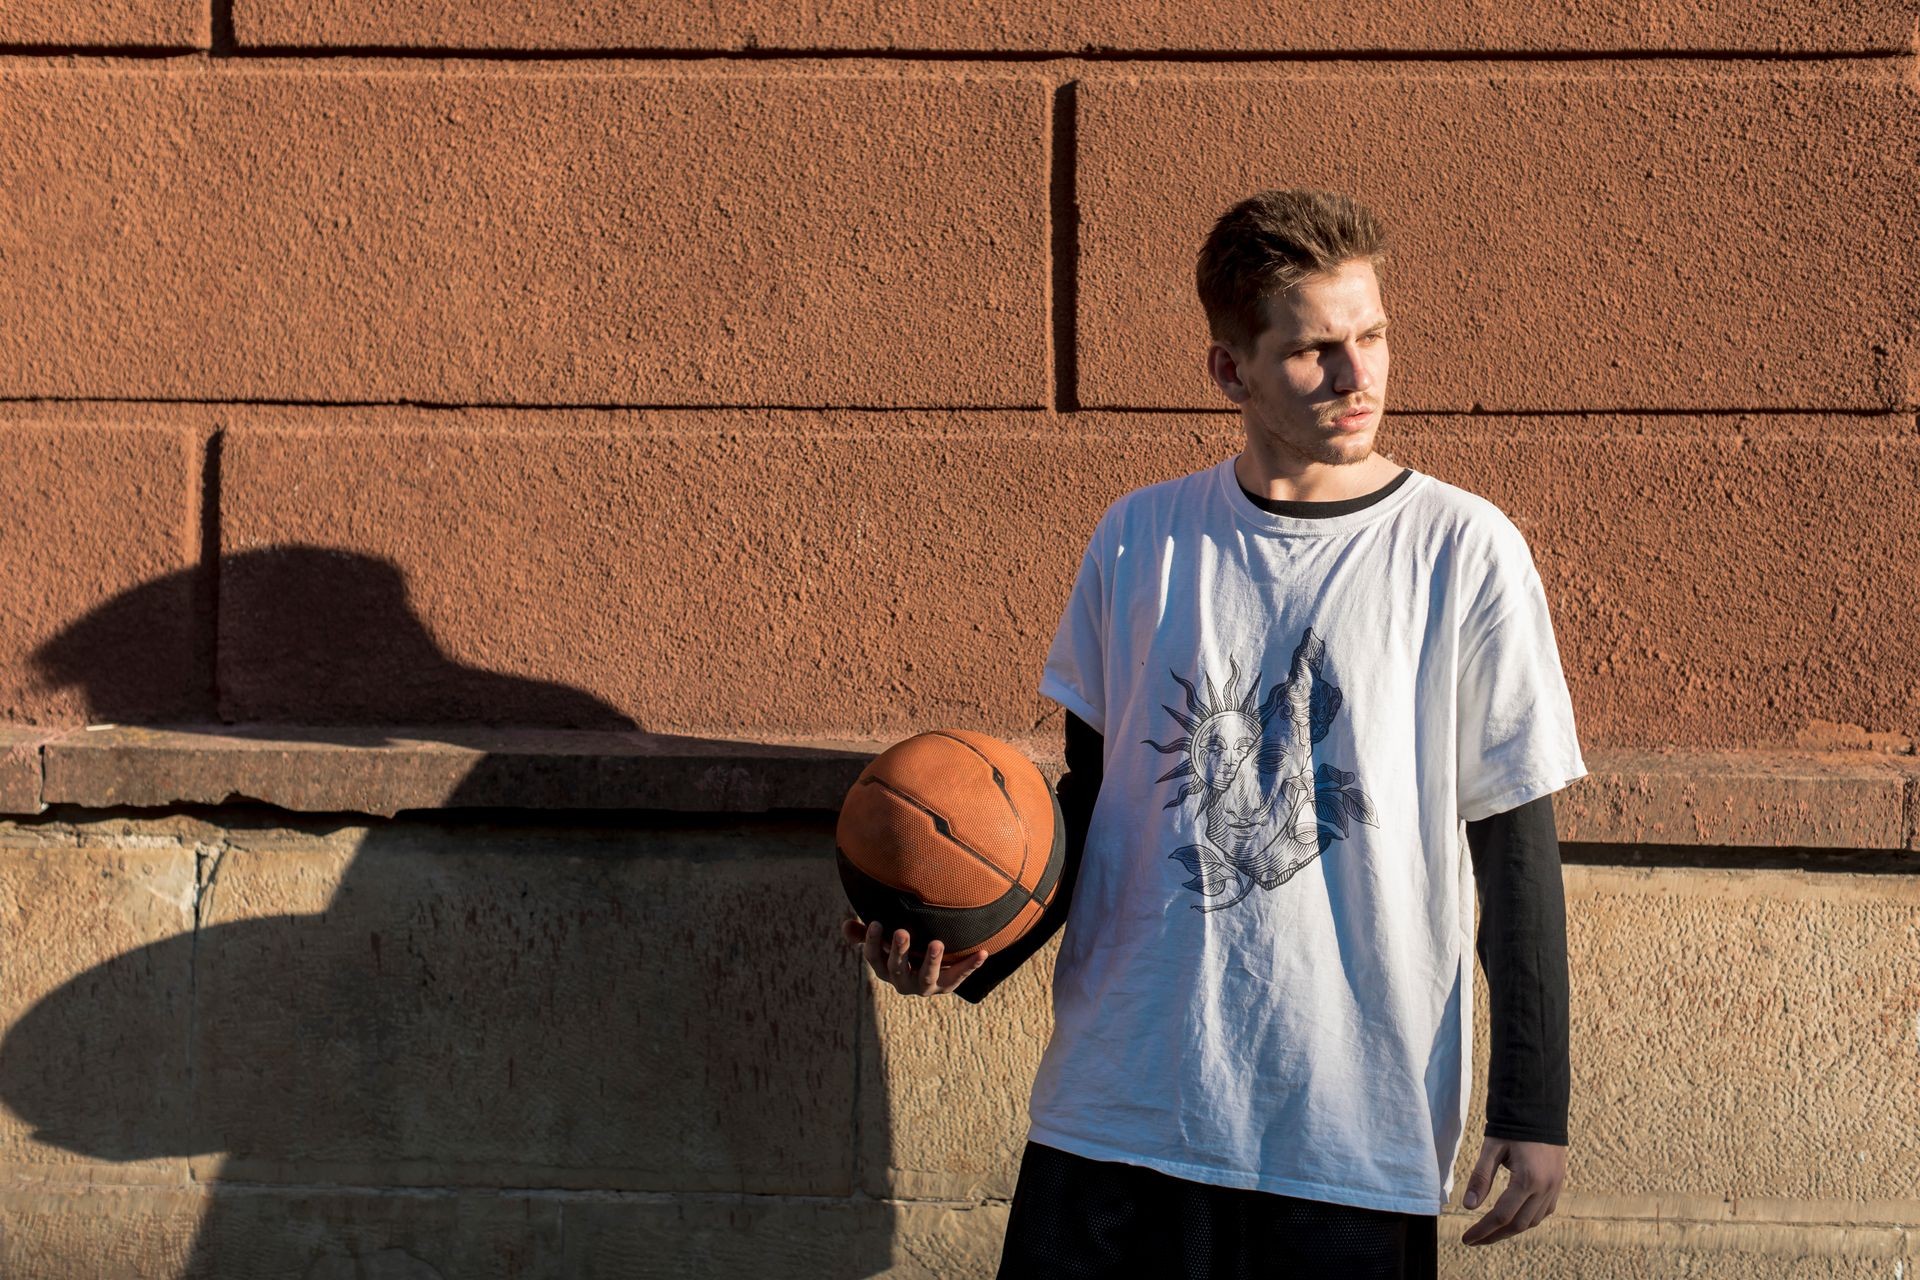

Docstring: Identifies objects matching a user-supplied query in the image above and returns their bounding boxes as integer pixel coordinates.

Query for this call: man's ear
[1206,341,1251,405]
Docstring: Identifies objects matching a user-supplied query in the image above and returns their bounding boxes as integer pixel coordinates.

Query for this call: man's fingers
[888,929,913,991]
[1516,1181,1561,1237]
[1462,1183,1529,1246]
[855,924,987,998]
[916,941,945,995]
[1514,1193,1555,1236]
[1469,1191,1549,1246]
[936,950,990,994]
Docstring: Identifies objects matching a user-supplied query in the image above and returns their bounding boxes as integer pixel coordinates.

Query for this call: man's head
[1197,189,1391,470]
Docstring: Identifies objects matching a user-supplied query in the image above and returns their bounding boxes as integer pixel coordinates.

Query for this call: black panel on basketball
[837,787,1065,957]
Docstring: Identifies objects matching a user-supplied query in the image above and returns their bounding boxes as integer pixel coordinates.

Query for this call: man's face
[1209,258,1390,467]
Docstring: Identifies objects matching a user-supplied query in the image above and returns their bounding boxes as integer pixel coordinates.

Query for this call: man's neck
[1233,448,1403,504]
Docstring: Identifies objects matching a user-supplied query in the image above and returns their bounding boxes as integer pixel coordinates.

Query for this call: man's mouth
[1332,406,1376,431]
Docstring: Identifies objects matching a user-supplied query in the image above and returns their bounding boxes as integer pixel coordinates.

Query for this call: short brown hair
[1195,189,1387,351]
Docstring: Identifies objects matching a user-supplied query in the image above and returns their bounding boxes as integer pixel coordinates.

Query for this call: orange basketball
[836,729,1065,965]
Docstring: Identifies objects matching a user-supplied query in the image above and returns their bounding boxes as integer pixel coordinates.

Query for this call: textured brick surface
[217,415,1171,735]
[0,1185,565,1279]
[1535,868,1920,1206]
[560,1197,898,1277]
[188,821,861,1192]
[0,1184,1011,1279]
[1398,428,1920,751]
[0,1187,199,1279]
[231,0,1919,53]
[0,68,1048,407]
[217,413,1920,750]
[859,937,1057,1200]
[1078,65,1920,411]
[0,424,202,725]
[1438,1217,1912,1279]
[0,0,206,47]
[0,840,195,1185]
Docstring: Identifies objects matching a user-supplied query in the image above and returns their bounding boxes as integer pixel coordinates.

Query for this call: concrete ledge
[1557,748,1918,851]
[1,726,1915,849]
[31,725,874,819]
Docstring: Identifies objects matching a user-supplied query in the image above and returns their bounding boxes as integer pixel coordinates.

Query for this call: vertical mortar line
[187,423,224,1172]
[1906,773,1917,854]
[850,958,866,1200]
[1049,80,1080,415]
[187,843,204,1177]
[186,836,230,1178]
[209,0,236,54]
[199,428,224,720]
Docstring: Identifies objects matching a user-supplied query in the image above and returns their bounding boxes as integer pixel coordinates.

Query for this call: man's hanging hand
[1459,1138,1565,1246]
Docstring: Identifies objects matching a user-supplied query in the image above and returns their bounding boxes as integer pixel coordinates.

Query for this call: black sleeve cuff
[954,712,1101,1004]
[1483,1122,1568,1147]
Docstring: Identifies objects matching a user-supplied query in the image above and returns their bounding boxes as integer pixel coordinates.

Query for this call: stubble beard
[1260,419,1376,469]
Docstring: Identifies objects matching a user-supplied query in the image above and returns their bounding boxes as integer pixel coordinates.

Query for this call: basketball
[836,729,1066,965]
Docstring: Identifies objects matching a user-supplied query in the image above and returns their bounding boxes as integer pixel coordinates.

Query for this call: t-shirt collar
[1215,456,1428,538]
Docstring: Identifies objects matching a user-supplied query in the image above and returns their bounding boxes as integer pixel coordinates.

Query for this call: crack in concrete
[185,836,231,1176]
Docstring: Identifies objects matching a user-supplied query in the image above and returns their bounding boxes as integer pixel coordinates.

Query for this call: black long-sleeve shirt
[955,470,1571,1146]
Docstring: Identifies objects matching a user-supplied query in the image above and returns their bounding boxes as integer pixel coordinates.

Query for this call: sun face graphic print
[1144,627,1379,912]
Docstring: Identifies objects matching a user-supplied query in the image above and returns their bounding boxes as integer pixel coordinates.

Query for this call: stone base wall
[3,807,1917,1276]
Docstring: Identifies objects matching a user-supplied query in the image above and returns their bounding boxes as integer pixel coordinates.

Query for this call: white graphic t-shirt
[1030,456,1586,1215]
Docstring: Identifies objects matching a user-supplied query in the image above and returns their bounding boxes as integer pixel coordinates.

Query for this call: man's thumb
[1463,1145,1501,1209]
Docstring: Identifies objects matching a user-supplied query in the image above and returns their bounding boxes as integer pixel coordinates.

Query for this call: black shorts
[997,1141,1439,1280]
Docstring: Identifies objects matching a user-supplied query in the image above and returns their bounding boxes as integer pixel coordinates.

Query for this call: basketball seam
[928,730,1034,889]
[863,776,1018,889]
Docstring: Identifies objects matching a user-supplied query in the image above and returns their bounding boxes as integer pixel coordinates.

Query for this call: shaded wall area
[1,2,1917,1276]
[0,807,899,1277]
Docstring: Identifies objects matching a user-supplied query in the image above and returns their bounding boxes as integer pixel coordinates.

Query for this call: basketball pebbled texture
[836,729,1064,962]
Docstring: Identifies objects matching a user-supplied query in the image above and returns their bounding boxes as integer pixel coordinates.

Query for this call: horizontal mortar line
[1091,405,1916,418]
[0,395,1053,414]
[1439,1208,1920,1231]
[0,45,203,59]
[0,44,1911,64]
[0,397,1909,420]
[11,41,1920,63]
[114,1178,922,1205]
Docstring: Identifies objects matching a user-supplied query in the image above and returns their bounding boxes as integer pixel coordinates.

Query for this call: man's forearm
[1466,795,1571,1145]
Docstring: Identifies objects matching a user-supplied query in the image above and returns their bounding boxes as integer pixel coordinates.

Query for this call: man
[843,188,1584,1277]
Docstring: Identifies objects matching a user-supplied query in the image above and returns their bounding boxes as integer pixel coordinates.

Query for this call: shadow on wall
[0,548,891,1278]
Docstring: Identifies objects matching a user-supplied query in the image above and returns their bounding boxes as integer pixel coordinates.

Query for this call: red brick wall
[1,10,1915,753]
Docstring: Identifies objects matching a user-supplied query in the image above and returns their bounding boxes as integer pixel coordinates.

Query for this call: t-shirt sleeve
[1455,523,1588,823]
[1037,515,1111,735]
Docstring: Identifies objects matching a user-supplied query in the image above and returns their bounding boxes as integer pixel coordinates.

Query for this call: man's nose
[1331,341,1374,394]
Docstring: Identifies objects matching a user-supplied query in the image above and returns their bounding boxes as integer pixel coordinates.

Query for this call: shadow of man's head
[31,545,636,731]
[8,546,628,1166]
